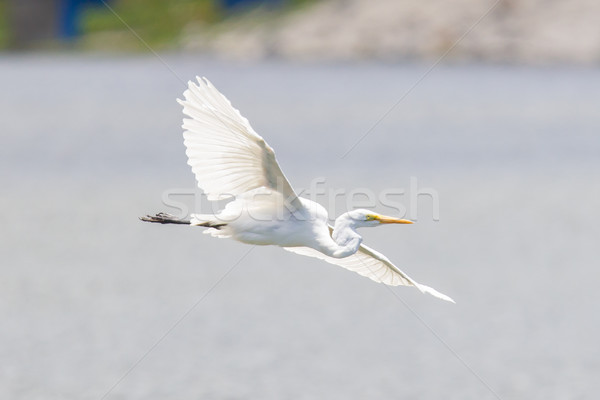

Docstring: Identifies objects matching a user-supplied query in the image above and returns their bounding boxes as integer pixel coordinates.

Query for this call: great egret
[142,77,453,303]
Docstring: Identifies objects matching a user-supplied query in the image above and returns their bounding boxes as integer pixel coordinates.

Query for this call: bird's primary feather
[284,226,454,302]
[178,77,300,209]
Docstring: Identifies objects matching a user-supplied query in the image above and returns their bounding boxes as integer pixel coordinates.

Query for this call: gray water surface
[1,55,599,399]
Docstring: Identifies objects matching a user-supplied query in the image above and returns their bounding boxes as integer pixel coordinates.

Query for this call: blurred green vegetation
[0,0,316,51]
[81,0,221,50]
[0,2,8,49]
[86,0,318,51]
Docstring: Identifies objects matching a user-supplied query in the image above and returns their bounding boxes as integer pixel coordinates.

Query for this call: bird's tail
[140,212,190,225]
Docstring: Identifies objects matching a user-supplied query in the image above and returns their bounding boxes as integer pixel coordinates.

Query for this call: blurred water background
[2,1,600,399]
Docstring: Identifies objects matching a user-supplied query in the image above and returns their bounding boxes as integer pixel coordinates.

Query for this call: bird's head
[348,209,414,228]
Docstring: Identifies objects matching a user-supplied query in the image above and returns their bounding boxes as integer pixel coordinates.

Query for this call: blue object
[222,0,284,11]
[59,0,107,39]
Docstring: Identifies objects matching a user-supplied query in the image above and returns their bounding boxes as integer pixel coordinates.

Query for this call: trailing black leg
[139,212,190,225]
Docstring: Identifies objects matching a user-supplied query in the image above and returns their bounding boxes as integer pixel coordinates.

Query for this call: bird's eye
[365,214,377,221]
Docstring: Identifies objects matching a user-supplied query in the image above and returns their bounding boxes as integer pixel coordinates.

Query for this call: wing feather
[284,241,454,302]
[178,77,300,208]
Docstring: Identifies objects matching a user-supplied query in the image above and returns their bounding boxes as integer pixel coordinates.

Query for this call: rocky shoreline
[182,0,600,64]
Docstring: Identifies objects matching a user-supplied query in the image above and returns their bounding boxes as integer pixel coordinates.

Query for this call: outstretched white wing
[178,77,300,208]
[284,240,454,302]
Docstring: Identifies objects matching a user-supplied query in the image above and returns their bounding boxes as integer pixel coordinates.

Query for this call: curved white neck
[320,212,363,258]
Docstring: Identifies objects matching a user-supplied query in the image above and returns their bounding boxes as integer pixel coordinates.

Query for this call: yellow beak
[375,215,414,224]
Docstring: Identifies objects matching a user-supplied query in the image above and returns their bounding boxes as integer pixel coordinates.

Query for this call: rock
[181,0,600,64]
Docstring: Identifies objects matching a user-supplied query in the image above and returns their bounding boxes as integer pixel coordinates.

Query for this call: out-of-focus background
[1,1,599,399]
[4,0,600,63]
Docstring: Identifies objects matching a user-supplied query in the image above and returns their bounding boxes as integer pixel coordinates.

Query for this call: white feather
[284,230,455,303]
[178,77,300,208]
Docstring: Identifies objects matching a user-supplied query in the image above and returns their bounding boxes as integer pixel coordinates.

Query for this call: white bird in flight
[142,77,453,303]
